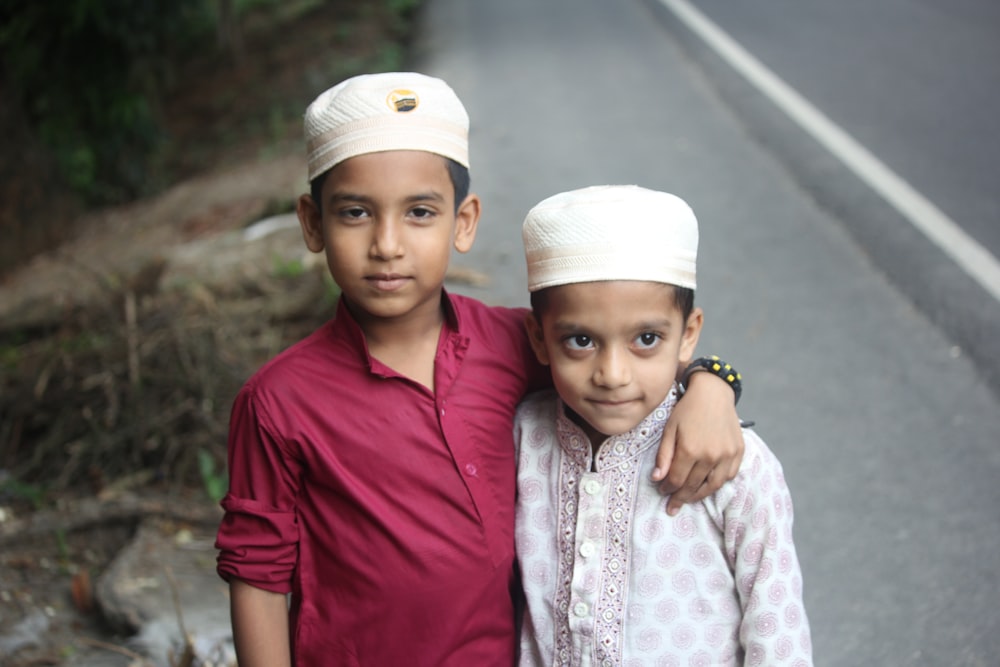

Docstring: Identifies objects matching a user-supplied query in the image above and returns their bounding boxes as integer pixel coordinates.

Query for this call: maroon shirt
[216,292,546,665]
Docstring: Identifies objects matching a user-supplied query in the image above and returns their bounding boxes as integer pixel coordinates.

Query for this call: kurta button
[465,463,477,476]
[573,602,588,617]
[584,479,601,495]
[580,542,595,558]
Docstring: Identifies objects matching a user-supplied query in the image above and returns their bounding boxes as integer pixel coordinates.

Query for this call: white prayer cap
[304,72,469,182]
[523,185,698,292]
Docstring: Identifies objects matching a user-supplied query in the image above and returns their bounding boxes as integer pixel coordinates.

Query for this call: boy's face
[526,281,703,446]
[297,150,479,326]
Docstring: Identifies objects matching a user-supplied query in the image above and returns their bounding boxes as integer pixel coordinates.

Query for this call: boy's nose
[593,347,631,388]
[370,219,403,259]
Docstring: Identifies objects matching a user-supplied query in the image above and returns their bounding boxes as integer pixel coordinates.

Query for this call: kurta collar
[555,387,679,472]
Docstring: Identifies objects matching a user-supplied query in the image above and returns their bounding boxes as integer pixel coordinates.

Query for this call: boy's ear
[452,193,481,254]
[524,312,551,366]
[297,194,325,253]
[679,306,704,364]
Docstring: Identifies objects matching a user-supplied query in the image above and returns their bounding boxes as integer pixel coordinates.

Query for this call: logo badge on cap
[386,89,419,113]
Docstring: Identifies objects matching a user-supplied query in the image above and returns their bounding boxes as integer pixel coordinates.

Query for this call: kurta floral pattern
[514,388,812,666]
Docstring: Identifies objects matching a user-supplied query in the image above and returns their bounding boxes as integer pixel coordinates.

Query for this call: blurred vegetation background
[0,0,417,275]
[0,0,419,508]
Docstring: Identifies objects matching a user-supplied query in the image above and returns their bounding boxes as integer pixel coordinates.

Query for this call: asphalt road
[414,0,1000,665]
[688,0,1000,257]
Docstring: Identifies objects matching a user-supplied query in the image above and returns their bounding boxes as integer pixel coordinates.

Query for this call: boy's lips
[366,273,410,291]
[588,397,639,408]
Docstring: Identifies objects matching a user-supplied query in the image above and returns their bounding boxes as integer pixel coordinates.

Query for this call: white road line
[658,0,1000,303]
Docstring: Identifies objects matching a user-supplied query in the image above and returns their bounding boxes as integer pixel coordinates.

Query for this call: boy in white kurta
[515,186,812,666]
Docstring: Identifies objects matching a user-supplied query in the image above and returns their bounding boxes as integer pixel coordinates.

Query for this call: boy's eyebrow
[327,191,447,205]
[549,317,675,333]
[328,192,368,202]
[323,192,368,210]
[550,319,586,333]
[404,191,447,205]
[633,317,675,330]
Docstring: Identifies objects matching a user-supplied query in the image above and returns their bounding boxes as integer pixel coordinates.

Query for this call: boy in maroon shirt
[216,72,745,666]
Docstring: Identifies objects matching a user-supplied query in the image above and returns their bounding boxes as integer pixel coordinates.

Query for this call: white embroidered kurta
[514,388,812,666]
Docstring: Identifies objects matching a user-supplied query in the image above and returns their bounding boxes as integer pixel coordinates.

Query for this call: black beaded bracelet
[679,355,742,405]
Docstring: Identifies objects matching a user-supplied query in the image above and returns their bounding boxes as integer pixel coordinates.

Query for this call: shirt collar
[328,290,466,374]
[555,387,679,472]
[440,289,462,332]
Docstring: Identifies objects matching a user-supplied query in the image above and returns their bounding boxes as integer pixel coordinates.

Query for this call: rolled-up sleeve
[215,385,301,593]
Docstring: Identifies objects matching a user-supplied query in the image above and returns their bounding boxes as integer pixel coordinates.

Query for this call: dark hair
[309,156,470,215]
[530,283,695,322]
[446,158,470,206]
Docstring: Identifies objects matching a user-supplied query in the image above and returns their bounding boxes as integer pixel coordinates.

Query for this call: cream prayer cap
[523,185,698,292]
[304,72,469,181]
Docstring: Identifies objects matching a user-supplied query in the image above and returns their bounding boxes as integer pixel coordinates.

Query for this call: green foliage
[374,43,406,72]
[0,0,213,203]
[385,0,420,37]
[387,0,420,15]
[236,0,283,11]
[0,477,46,510]
[273,255,306,279]
[55,528,70,562]
[59,331,109,354]
[0,342,21,373]
[197,448,227,504]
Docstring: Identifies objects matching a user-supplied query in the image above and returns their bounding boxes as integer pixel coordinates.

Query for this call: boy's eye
[340,206,369,220]
[409,206,436,220]
[634,332,661,349]
[564,335,594,351]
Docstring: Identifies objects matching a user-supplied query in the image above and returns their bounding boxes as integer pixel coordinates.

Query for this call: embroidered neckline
[554,387,679,472]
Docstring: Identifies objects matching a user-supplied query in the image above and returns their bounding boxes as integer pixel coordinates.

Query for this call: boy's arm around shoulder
[654,367,745,515]
[722,430,813,665]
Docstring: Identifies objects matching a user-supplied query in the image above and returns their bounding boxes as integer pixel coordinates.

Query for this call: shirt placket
[434,331,507,567]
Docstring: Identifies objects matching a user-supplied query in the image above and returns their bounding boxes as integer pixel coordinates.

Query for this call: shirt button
[465,463,478,476]
[580,542,595,558]
[584,479,601,495]
[573,602,589,618]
